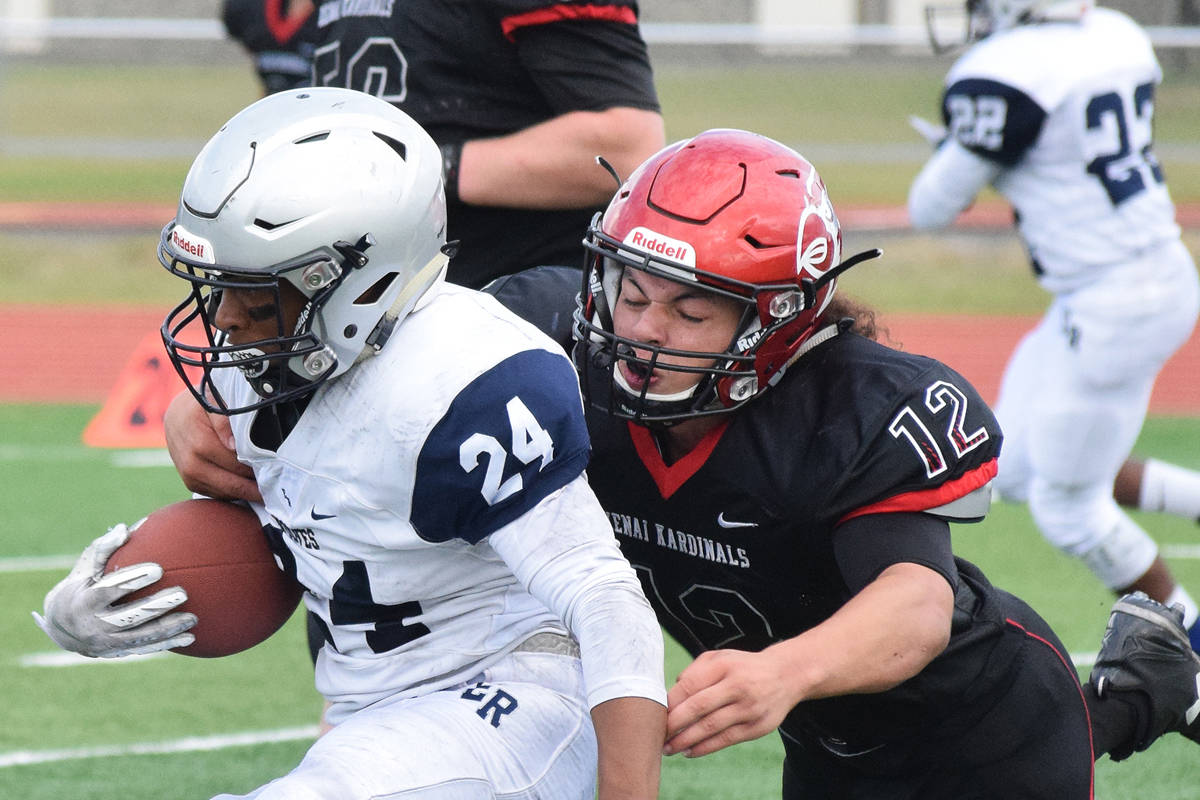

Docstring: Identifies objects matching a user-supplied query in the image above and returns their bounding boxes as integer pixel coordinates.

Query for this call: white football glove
[32,523,197,658]
[908,115,948,149]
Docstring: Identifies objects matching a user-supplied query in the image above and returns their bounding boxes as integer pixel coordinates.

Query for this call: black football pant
[780,592,1095,800]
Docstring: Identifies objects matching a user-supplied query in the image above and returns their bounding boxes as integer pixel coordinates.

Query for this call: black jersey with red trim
[585,328,1017,747]
[310,0,659,288]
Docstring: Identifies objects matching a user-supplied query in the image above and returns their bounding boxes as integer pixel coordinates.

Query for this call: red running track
[2,305,1198,413]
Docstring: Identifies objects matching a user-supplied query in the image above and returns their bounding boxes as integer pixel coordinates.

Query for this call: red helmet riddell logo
[171,226,216,264]
[624,227,696,268]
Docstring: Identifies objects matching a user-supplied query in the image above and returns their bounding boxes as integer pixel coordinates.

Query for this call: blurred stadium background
[3,2,1200,798]
[4,0,1200,310]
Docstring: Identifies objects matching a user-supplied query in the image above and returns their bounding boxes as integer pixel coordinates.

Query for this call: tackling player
[564,127,1200,796]
[36,88,666,800]
[910,1,1200,650]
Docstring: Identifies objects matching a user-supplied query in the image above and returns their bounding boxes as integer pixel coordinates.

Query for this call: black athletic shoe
[1090,592,1200,757]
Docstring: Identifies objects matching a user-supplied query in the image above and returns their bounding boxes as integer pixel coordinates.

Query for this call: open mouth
[618,357,655,391]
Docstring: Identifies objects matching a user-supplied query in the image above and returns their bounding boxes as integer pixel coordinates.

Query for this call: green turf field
[4,55,1200,798]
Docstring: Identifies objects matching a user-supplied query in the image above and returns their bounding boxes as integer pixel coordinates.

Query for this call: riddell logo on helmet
[624,227,696,267]
[171,226,216,264]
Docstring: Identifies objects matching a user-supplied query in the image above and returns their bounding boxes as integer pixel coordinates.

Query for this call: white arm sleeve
[908,139,1003,230]
[489,475,667,710]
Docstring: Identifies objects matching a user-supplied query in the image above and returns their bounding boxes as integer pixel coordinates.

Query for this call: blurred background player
[222,0,318,95]
[909,0,1200,649]
[37,88,667,800]
[310,0,664,288]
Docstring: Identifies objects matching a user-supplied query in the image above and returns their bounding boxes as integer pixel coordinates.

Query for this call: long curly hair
[818,294,888,343]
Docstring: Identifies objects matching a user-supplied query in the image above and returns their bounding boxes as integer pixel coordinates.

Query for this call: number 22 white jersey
[214,283,646,722]
[938,8,1179,291]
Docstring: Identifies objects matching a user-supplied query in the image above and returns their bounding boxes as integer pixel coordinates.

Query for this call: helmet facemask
[574,227,859,426]
[161,225,371,415]
[575,243,757,425]
[925,0,1092,53]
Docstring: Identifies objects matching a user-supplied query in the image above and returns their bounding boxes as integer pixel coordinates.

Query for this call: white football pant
[992,239,1200,589]
[212,650,597,800]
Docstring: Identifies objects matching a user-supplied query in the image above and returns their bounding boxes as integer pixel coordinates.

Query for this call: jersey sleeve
[941,77,1047,166]
[494,0,660,113]
[828,364,1002,526]
[489,476,667,709]
[484,265,581,352]
[833,512,958,595]
[410,348,591,543]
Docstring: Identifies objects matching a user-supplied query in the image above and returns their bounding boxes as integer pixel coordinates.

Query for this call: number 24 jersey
[217,284,595,718]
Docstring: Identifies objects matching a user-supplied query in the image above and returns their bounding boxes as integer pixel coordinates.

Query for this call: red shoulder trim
[628,420,728,500]
[838,458,998,524]
[500,4,637,41]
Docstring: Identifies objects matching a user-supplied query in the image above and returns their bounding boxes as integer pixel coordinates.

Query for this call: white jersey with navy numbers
[214,283,664,724]
[940,8,1178,291]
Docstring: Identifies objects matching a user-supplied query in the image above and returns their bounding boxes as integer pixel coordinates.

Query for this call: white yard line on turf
[0,555,77,572]
[19,651,166,667]
[0,726,319,768]
[0,444,172,467]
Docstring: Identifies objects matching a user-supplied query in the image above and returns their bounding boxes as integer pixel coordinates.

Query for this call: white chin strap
[613,366,701,404]
[354,249,450,365]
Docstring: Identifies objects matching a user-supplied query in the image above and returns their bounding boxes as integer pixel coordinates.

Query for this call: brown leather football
[106,499,302,657]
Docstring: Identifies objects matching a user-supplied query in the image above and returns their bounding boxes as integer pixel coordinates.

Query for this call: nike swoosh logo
[310,507,336,521]
[717,512,758,529]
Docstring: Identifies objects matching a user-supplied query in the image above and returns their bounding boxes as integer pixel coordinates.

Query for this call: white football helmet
[160,87,448,414]
[926,0,1093,53]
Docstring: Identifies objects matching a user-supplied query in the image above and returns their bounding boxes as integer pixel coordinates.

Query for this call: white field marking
[1164,544,1200,560]
[0,725,319,769]
[0,554,76,573]
[0,443,98,462]
[109,449,174,468]
[19,650,166,668]
[0,443,172,468]
[1072,651,1097,670]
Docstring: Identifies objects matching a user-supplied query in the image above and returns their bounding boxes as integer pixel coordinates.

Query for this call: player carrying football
[36,87,666,800]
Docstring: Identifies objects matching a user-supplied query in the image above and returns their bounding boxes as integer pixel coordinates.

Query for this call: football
[105,498,303,658]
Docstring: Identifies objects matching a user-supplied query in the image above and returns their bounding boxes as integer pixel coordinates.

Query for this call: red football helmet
[574,128,879,424]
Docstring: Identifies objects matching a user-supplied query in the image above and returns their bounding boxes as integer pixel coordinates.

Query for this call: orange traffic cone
[82,327,202,449]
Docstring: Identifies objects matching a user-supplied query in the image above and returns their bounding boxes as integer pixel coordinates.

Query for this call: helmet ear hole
[354,272,400,305]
